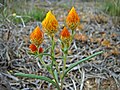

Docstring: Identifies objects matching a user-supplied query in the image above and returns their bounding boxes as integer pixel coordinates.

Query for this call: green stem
[51,36,60,74]
[51,36,61,90]
[51,61,61,90]
[51,36,55,57]
[63,52,67,73]
[38,55,46,68]
[61,48,68,90]
[71,30,75,40]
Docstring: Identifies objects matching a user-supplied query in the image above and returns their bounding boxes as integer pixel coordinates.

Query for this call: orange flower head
[60,27,70,39]
[39,47,43,53]
[66,7,80,30]
[30,26,44,46]
[60,27,71,47]
[42,11,58,36]
[29,44,38,52]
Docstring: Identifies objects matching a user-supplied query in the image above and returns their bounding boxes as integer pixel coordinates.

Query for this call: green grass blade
[62,51,103,79]
[14,73,57,88]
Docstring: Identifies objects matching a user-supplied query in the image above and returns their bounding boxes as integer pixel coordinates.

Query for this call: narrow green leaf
[44,47,51,53]
[14,73,57,88]
[62,51,103,79]
[46,65,52,73]
[54,70,59,83]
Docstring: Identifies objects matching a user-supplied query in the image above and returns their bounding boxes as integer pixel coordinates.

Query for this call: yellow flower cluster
[42,11,58,36]
[66,7,80,30]
[29,7,80,51]
[30,26,44,47]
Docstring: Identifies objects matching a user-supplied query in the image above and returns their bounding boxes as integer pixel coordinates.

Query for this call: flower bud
[39,47,43,53]
[29,44,37,52]
[66,7,80,30]
[60,27,71,48]
[30,26,44,46]
[42,11,58,36]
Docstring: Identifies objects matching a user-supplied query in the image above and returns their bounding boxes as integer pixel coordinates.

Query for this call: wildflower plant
[15,7,103,90]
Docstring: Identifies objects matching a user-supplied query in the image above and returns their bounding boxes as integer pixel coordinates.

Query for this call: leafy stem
[51,36,60,72]
[61,47,68,90]
[51,61,61,90]
[51,36,61,90]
